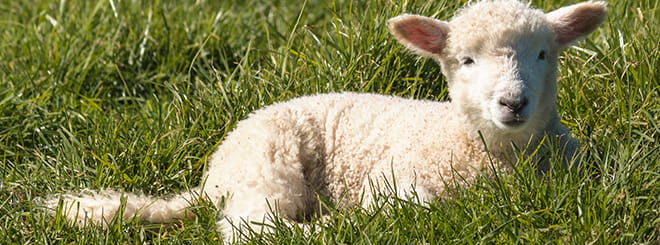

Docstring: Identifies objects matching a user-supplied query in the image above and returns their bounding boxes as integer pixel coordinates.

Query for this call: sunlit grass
[0,0,657,243]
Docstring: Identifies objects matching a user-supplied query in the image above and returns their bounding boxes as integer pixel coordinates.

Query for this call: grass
[0,0,657,243]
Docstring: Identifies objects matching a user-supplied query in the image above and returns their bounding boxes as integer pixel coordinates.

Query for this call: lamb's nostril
[499,97,528,113]
[498,98,508,107]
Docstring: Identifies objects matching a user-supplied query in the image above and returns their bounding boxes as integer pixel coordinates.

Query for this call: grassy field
[1,0,658,243]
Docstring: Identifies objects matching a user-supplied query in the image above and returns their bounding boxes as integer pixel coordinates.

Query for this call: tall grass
[1,0,657,243]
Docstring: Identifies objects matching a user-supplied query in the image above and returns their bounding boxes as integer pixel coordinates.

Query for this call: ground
[0,0,658,243]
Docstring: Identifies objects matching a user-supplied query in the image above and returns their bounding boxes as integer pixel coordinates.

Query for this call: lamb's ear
[546,1,607,48]
[388,14,450,57]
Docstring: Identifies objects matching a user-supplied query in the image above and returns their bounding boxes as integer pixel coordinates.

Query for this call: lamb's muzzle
[499,97,529,114]
[498,96,529,127]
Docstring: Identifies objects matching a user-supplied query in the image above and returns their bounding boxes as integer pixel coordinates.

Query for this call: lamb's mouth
[501,118,526,127]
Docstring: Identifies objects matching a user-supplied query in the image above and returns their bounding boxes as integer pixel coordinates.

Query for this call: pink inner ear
[404,26,444,54]
[391,18,448,54]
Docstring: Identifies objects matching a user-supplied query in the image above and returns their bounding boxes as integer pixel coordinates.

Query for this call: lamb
[43,0,607,242]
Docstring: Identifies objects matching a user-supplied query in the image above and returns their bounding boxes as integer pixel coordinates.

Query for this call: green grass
[1,0,658,243]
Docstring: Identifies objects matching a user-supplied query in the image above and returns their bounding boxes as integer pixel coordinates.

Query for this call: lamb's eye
[538,50,546,60]
[462,57,475,65]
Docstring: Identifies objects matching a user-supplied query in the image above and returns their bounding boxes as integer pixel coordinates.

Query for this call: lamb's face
[448,36,557,130]
[445,10,559,131]
[388,0,607,134]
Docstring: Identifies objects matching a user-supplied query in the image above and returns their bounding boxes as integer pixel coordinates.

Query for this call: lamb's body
[46,92,572,238]
[209,93,499,224]
[208,93,489,235]
[212,93,482,205]
[43,0,606,242]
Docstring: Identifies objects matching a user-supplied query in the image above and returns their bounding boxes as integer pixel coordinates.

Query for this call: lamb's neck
[458,118,554,157]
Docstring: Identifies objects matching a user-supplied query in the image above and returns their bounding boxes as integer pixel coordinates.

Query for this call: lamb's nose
[499,97,529,113]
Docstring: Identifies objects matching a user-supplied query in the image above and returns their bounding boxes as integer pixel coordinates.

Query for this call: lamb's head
[389,0,606,133]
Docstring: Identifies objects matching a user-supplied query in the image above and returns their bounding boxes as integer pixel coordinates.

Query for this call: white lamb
[44,0,607,242]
